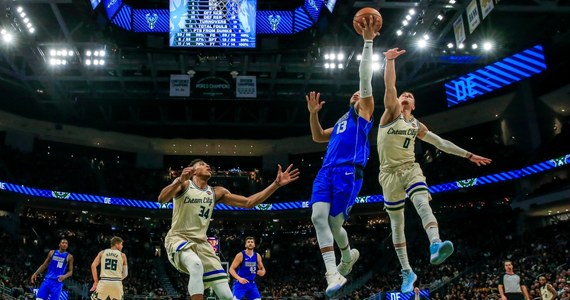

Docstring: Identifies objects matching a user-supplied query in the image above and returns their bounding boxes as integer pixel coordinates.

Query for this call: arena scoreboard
[170,0,257,48]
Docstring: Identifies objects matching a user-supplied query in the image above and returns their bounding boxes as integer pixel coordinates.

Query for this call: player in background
[306,16,380,297]
[159,159,299,300]
[229,236,266,300]
[31,239,74,300]
[538,275,557,300]
[378,47,492,293]
[90,236,128,300]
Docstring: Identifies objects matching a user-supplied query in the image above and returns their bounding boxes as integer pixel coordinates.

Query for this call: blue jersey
[45,250,68,280]
[322,106,373,168]
[236,250,257,282]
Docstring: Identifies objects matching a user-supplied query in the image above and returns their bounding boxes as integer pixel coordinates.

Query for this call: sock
[322,251,337,274]
[396,247,411,270]
[340,244,351,263]
[427,227,440,244]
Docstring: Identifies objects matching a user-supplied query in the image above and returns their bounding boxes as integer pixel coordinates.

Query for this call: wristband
[467,153,473,159]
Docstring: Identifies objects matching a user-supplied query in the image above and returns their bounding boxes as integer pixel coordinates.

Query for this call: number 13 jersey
[165,181,216,244]
[377,115,420,172]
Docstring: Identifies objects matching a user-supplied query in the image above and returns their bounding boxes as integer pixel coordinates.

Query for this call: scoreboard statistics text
[170,0,256,48]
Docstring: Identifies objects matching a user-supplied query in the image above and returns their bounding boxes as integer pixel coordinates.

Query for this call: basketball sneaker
[429,240,454,265]
[400,269,417,294]
[337,249,360,276]
[325,271,347,296]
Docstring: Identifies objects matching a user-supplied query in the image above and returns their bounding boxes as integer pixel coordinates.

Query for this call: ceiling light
[447,42,454,48]
[408,9,416,15]
[423,34,430,40]
[417,39,427,48]
[16,7,23,13]
[396,29,403,36]
[356,54,362,61]
[482,41,493,51]
[337,53,344,60]
[457,43,464,49]
[472,43,478,49]
[405,15,412,21]
[402,20,409,26]
[437,14,444,21]
[372,54,380,61]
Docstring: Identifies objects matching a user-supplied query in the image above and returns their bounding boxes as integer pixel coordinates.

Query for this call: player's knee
[311,210,328,225]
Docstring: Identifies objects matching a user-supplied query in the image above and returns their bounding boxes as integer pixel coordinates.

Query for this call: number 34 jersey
[165,181,216,243]
[377,114,420,172]
[100,249,124,280]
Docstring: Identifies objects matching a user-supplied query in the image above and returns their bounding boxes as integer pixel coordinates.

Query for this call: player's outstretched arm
[157,166,195,203]
[31,250,53,284]
[306,91,333,143]
[216,164,300,209]
[418,123,492,166]
[354,16,380,121]
[380,48,406,126]
[58,254,74,282]
[256,253,266,277]
[90,251,103,292]
[229,252,248,284]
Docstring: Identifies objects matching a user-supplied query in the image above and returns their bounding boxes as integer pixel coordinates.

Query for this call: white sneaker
[337,249,360,276]
[325,271,347,296]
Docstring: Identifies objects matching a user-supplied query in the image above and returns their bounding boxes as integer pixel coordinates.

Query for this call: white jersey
[540,285,555,300]
[377,114,420,172]
[99,249,123,280]
[165,180,217,246]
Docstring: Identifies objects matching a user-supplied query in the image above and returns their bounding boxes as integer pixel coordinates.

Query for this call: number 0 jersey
[322,106,373,168]
[377,115,420,172]
[99,249,124,280]
[165,180,217,244]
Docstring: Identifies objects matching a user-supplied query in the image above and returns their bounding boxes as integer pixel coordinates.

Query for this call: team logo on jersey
[268,15,281,31]
[411,122,417,128]
[145,13,158,30]
[206,190,212,195]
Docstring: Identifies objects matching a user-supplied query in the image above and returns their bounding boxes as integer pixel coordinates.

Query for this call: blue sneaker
[400,269,417,294]
[430,240,454,265]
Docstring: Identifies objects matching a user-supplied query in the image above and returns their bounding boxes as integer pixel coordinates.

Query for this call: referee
[498,260,530,300]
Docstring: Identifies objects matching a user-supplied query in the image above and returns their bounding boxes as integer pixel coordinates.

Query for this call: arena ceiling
[1,0,569,140]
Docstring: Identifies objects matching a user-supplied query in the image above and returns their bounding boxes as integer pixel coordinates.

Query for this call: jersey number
[336,121,347,134]
[104,258,118,271]
[198,205,210,219]
[403,138,411,149]
[57,261,64,268]
[250,266,256,274]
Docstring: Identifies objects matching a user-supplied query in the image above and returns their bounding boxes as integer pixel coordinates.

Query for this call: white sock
[322,251,337,274]
[396,247,411,270]
[427,227,440,244]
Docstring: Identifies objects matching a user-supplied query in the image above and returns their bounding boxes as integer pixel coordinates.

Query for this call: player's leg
[210,281,233,300]
[245,284,261,300]
[311,168,346,295]
[380,172,417,294]
[232,283,246,300]
[50,281,64,300]
[330,165,362,277]
[36,280,50,300]
[179,250,205,299]
[406,164,454,265]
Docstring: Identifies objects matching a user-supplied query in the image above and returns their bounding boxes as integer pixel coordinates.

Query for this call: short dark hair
[503,260,512,265]
[189,159,204,168]
[245,236,255,243]
[110,236,123,247]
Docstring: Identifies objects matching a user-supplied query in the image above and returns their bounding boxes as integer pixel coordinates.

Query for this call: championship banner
[169,74,190,97]
[236,76,257,98]
[466,0,481,33]
[480,0,494,19]
[193,76,232,98]
[453,15,466,46]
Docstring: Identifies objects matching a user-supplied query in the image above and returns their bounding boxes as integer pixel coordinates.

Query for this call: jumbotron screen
[170,0,256,48]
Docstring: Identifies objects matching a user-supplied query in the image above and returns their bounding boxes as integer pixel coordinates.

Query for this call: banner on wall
[169,74,191,97]
[466,0,481,33]
[453,15,466,46]
[236,76,257,98]
[480,0,494,19]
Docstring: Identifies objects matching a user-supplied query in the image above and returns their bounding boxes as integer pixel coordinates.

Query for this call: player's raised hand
[360,15,380,41]
[306,91,325,113]
[469,154,492,166]
[179,166,195,182]
[274,164,300,187]
[383,48,406,60]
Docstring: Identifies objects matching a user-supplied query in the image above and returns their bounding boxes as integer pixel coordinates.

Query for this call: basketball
[353,7,383,36]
